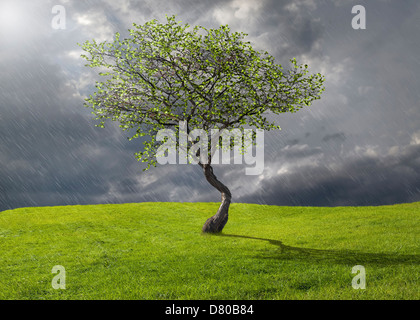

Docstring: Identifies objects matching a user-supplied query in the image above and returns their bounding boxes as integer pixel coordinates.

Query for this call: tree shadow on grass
[216,233,420,266]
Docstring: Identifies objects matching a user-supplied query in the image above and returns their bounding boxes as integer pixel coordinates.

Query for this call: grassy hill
[0,202,418,299]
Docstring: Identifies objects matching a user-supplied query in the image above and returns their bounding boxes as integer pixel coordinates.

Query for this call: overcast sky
[1,0,420,211]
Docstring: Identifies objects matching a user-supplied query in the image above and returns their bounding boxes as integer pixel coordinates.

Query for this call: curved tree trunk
[199,163,232,233]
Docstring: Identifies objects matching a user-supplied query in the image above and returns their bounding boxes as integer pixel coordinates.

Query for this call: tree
[80,15,325,233]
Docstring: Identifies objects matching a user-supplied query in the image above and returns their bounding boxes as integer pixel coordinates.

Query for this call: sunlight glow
[0,1,34,43]
[0,2,21,28]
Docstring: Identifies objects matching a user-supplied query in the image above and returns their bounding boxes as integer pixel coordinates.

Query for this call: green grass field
[0,202,418,300]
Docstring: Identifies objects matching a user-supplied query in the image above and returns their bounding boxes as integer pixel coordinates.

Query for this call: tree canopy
[80,15,325,170]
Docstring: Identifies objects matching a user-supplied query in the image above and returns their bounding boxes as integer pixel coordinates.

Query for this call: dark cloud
[237,143,420,206]
[322,132,346,143]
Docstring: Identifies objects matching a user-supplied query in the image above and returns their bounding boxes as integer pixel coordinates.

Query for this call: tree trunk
[199,163,232,233]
